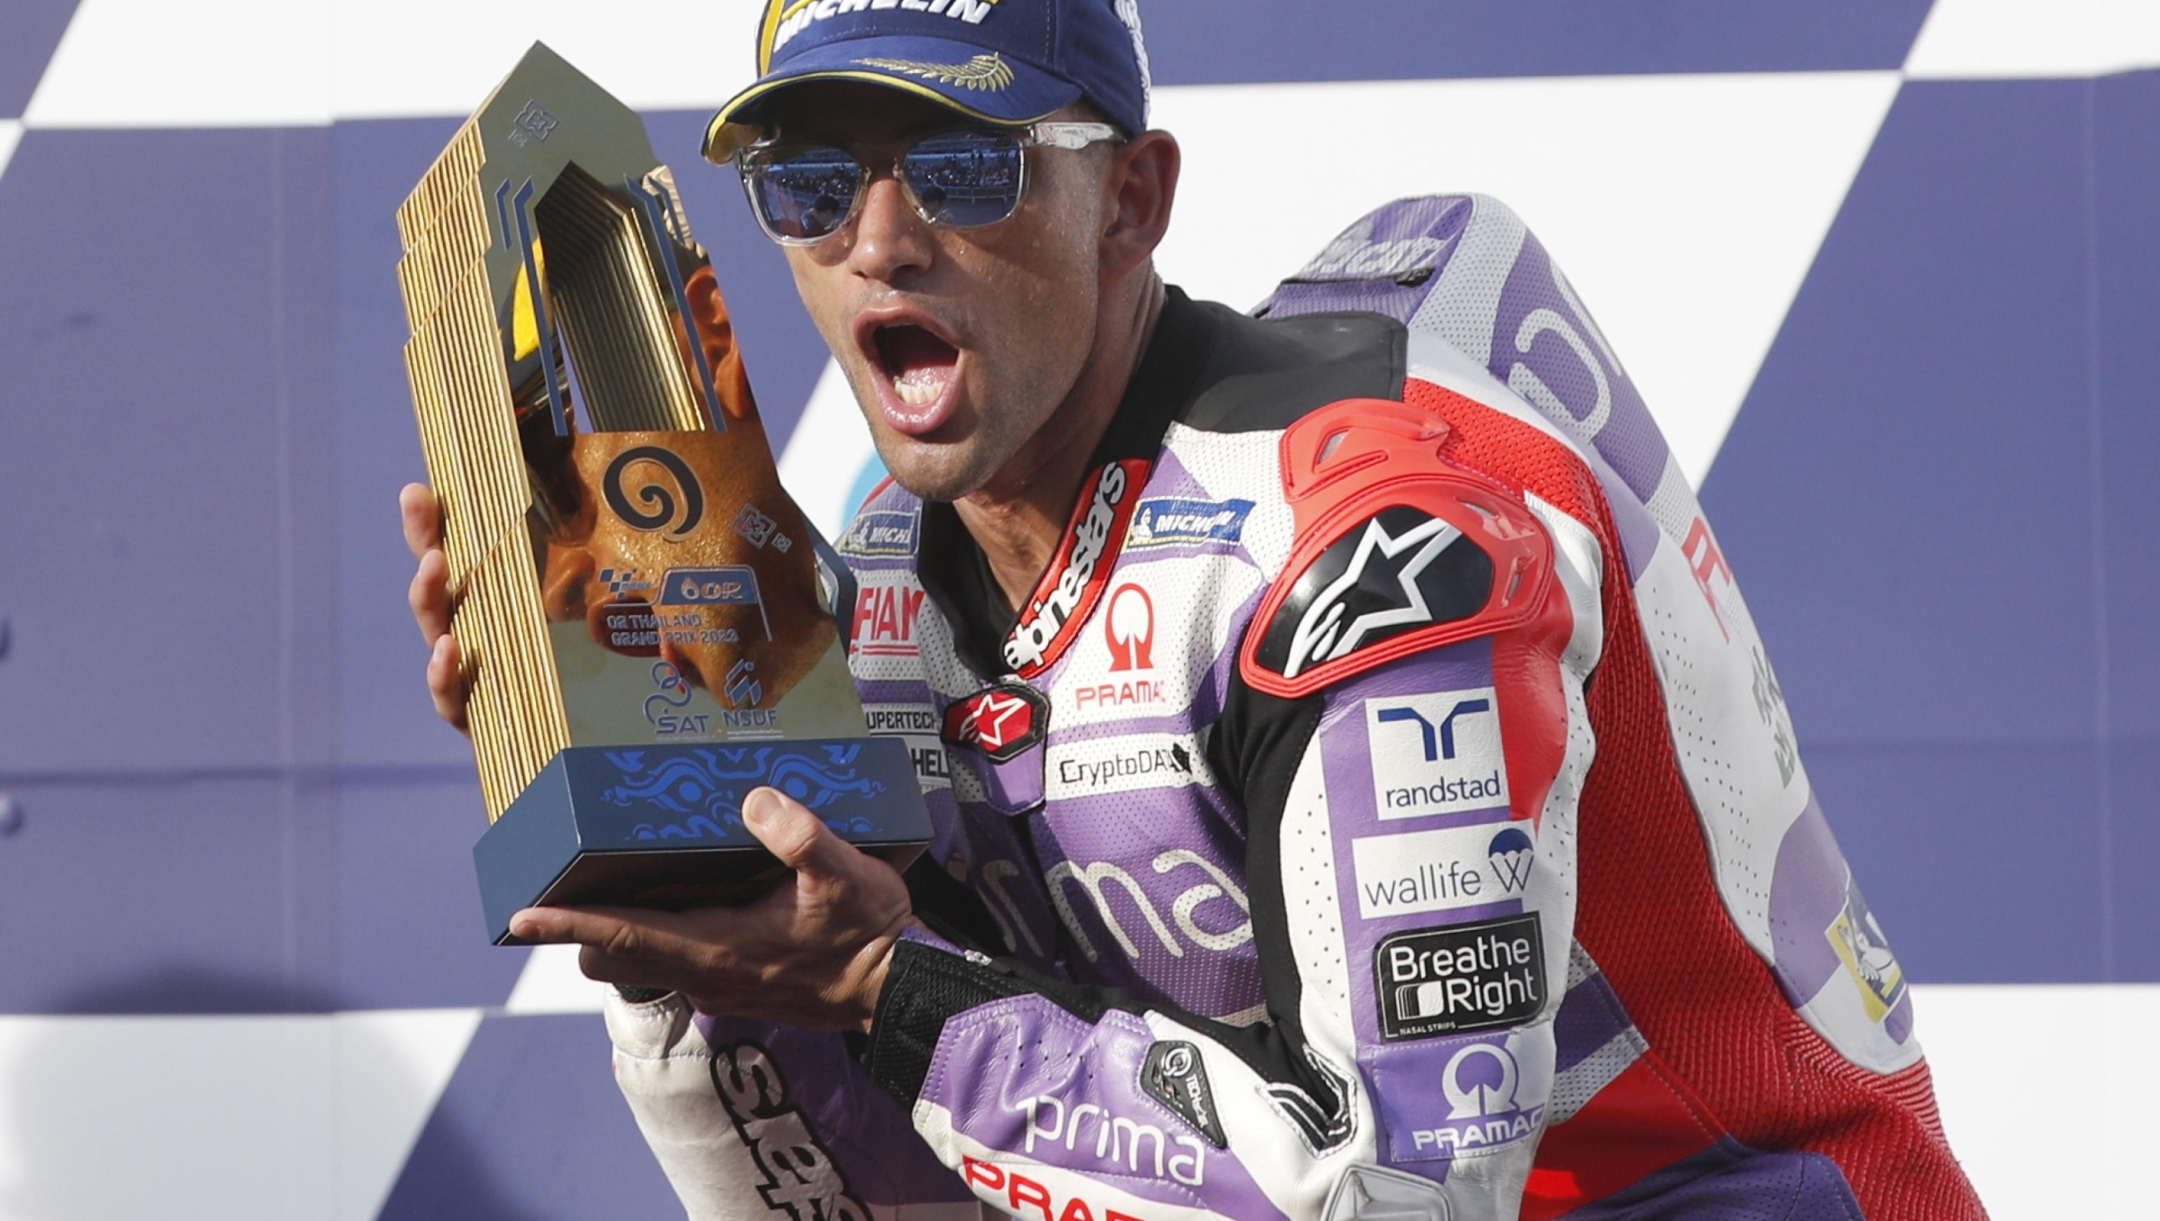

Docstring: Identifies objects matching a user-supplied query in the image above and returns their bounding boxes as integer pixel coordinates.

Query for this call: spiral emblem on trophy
[604,445,706,537]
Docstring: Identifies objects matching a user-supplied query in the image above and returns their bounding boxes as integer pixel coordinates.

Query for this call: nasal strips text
[1350,822,1536,920]
[1364,688,1511,820]
[1016,1091,1208,1185]
[961,1159,1144,1221]
[773,0,1002,58]
[1046,734,1209,800]
[1373,913,1546,1041]
[711,1041,870,1221]
[1005,462,1137,673]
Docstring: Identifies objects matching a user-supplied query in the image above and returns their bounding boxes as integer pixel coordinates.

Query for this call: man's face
[763,84,1113,502]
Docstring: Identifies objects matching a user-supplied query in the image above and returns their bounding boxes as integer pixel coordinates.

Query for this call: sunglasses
[735,122,1123,246]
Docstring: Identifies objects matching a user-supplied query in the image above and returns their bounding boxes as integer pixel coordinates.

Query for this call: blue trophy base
[474,737,930,945]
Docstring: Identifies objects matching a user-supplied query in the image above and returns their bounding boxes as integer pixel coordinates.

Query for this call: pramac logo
[1105,584,1153,672]
[604,446,705,539]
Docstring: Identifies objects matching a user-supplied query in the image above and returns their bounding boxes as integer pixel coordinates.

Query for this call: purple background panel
[0,772,336,1014]
[0,0,78,117]
[2092,71,2160,981]
[1700,79,2134,984]
[0,127,337,775]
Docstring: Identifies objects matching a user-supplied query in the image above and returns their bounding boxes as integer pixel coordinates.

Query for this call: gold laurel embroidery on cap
[855,52,1015,91]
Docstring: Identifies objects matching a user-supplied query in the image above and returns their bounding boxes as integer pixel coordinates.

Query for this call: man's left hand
[509,786,917,1032]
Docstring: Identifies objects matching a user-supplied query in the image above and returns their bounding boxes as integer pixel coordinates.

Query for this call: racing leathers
[604,195,1985,1221]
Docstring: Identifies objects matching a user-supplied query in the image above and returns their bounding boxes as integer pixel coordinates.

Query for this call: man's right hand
[400,482,470,733]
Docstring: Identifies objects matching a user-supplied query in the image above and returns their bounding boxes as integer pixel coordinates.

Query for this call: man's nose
[845,172,935,282]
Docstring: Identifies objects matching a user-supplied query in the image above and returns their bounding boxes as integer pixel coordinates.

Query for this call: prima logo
[1015,1089,1208,1187]
[604,445,704,539]
[1044,848,1250,964]
[1104,583,1154,671]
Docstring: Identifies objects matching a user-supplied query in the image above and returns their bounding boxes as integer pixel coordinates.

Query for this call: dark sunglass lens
[903,131,1023,227]
[755,146,861,240]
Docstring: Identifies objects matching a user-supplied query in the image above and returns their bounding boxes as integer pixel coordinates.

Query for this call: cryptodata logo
[1365,689,1510,820]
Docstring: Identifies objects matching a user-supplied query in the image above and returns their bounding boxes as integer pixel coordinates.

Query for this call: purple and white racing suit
[604,197,1982,1221]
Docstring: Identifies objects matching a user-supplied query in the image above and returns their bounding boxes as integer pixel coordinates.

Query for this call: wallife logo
[1350,823,1535,920]
[1373,913,1546,1041]
[1365,688,1511,820]
[1104,584,1154,671]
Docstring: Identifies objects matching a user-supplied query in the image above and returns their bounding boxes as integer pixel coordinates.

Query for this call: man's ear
[681,263,758,422]
[1101,129,1179,281]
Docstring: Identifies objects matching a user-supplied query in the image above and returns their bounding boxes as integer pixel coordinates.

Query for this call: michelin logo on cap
[773,0,1006,58]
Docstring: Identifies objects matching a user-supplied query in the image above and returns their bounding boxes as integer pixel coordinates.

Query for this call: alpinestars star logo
[941,681,1048,762]
[1254,506,1495,681]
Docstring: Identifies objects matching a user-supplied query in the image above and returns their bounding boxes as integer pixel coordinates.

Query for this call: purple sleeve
[606,989,985,1220]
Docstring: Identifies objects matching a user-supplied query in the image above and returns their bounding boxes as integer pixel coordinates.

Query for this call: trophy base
[474,737,930,944]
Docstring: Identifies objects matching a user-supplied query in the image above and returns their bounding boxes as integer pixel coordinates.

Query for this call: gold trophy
[397,43,925,943]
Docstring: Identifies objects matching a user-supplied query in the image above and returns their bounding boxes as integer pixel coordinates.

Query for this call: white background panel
[1150,71,1899,489]
[1917,984,2160,1218]
[25,0,767,127]
[1905,0,2160,79]
[781,70,1903,526]
[0,989,2139,1218]
[0,1010,480,1221]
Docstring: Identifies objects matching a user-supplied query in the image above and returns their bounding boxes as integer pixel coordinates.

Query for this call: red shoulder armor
[1238,395,1556,700]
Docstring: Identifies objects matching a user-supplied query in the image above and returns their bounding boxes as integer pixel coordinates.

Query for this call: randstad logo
[1365,688,1511,820]
[770,0,1004,58]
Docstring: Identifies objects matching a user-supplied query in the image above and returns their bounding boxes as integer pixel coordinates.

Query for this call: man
[401,2,1986,1217]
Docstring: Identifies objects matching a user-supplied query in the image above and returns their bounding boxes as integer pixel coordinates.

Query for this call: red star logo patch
[941,682,1049,763]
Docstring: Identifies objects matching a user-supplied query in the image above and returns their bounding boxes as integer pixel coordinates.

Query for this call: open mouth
[869,322,961,432]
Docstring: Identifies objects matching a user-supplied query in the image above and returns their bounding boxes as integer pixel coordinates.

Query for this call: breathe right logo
[1364,689,1510,820]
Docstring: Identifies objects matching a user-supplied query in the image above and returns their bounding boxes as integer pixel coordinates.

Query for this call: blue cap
[703,0,1152,162]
